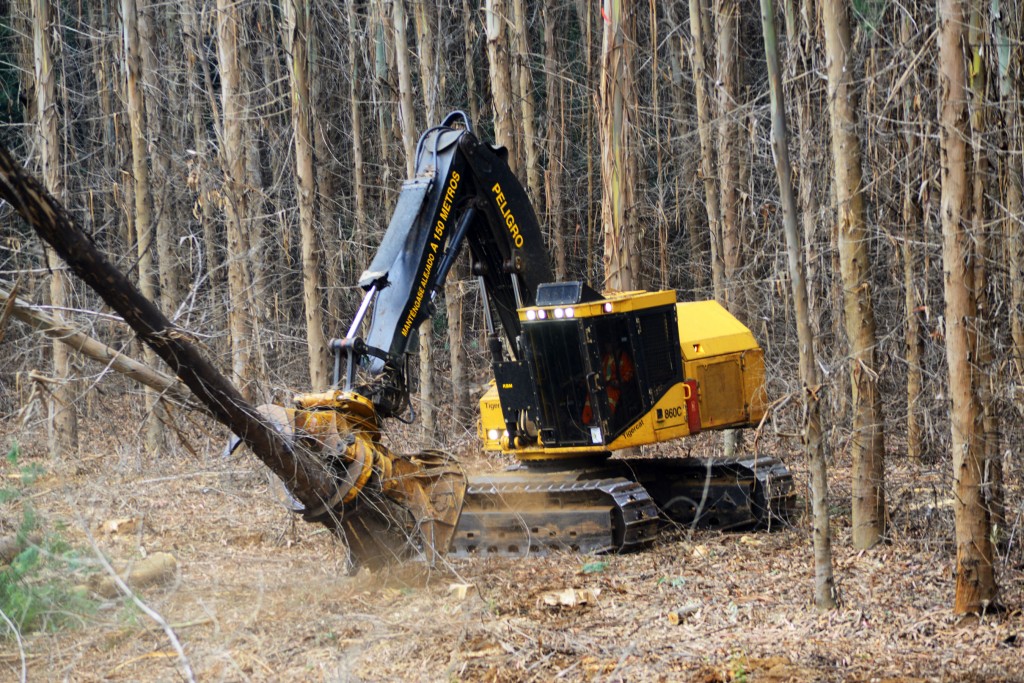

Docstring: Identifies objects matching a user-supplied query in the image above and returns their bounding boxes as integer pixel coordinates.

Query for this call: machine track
[615,455,796,530]
[449,455,795,558]
[450,470,659,557]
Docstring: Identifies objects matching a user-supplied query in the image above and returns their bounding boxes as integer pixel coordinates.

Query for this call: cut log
[89,551,178,598]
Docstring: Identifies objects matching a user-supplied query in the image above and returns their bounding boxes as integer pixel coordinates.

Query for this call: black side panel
[634,307,682,399]
[494,361,538,425]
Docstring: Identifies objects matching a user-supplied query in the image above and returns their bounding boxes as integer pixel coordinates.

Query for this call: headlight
[487,429,500,441]
[604,302,613,313]
[538,309,547,319]
[554,308,564,318]
[526,309,537,321]
[565,307,575,318]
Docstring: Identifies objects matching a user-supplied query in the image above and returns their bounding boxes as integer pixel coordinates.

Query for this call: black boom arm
[335,112,553,418]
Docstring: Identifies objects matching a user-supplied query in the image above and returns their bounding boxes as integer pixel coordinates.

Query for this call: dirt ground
[1,399,1022,682]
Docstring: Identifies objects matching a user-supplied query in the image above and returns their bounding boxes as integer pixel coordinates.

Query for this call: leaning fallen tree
[0,143,354,551]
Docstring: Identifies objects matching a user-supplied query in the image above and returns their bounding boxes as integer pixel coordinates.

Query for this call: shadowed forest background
[1,0,1023,679]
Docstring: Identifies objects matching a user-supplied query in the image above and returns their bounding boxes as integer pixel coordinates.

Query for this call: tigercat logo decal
[625,419,644,439]
[491,182,525,248]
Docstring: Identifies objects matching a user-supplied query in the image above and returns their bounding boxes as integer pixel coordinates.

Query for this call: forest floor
[1,397,1023,682]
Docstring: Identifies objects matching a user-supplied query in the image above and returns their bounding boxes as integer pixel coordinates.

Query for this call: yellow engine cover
[676,301,766,429]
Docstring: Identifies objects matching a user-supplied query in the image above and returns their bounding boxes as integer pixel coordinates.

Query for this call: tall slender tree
[181,0,224,335]
[282,0,331,391]
[937,0,997,613]
[32,0,78,457]
[122,0,167,451]
[543,0,566,279]
[485,0,518,174]
[463,0,481,126]
[348,0,367,242]
[139,3,181,314]
[599,0,639,292]
[760,0,837,609]
[715,0,746,323]
[511,0,541,208]
[688,0,725,299]
[899,12,926,462]
[216,0,257,399]
[822,0,886,548]
[967,0,1003,534]
[995,1,1024,380]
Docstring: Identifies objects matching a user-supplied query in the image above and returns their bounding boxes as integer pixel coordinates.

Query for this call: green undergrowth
[1,441,97,638]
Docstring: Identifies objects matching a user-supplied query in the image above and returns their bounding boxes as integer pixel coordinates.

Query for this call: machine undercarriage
[452,454,795,558]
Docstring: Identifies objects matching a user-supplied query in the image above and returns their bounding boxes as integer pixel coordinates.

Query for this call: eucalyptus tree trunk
[282,0,331,391]
[511,0,542,209]
[236,18,269,378]
[485,0,519,174]
[571,0,597,281]
[391,0,435,436]
[760,0,837,610]
[785,0,823,352]
[392,0,416,173]
[32,0,78,457]
[688,0,725,299]
[348,0,367,240]
[715,0,746,322]
[463,0,481,126]
[822,0,886,549]
[216,0,257,399]
[714,0,745,457]
[123,0,167,452]
[599,0,640,292]
[181,0,223,332]
[543,0,567,279]
[370,0,397,201]
[139,3,181,314]
[900,12,925,462]
[650,0,668,288]
[938,0,998,614]
[88,1,117,258]
[967,0,1003,534]
[412,0,438,123]
[992,0,1020,525]
[669,6,704,297]
[996,1,1024,382]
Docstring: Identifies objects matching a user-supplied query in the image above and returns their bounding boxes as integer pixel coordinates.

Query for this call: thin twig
[136,470,251,486]
[80,521,195,683]
[0,606,27,683]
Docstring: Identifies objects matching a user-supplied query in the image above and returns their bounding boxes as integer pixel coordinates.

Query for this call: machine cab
[482,283,685,455]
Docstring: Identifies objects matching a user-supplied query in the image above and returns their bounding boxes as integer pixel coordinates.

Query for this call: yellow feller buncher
[233,113,796,564]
